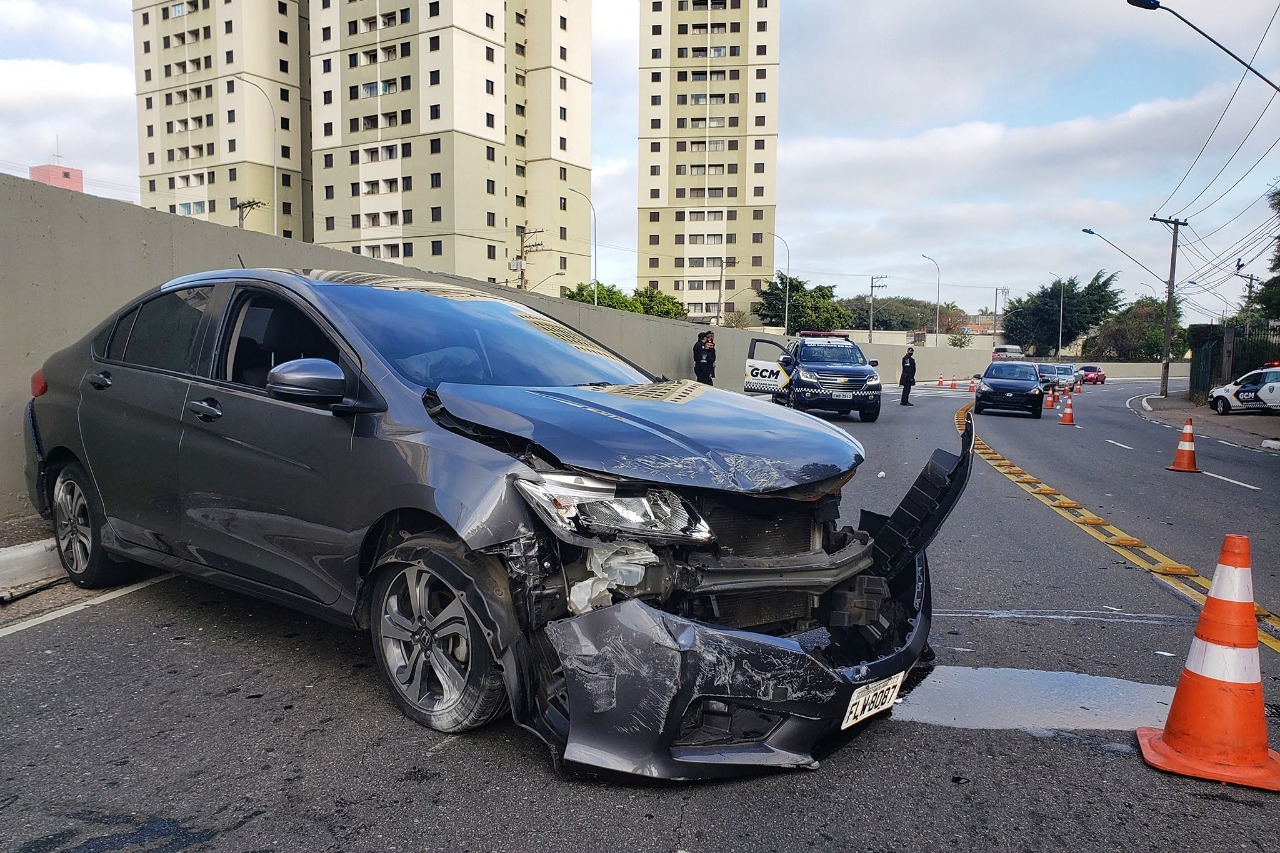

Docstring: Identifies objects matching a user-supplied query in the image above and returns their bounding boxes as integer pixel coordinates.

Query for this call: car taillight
[31,369,47,397]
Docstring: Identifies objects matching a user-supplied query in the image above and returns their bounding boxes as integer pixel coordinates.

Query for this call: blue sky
[1,0,1276,323]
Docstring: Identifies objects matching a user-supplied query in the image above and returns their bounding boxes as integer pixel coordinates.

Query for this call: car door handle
[186,399,222,421]
[86,371,112,390]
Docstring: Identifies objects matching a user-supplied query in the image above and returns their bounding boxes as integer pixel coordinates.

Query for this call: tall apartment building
[638,0,779,324]
[133,0,591,288]
[134,0,311,241]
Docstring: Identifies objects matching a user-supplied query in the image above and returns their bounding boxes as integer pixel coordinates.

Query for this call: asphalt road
[2,385,1277,853]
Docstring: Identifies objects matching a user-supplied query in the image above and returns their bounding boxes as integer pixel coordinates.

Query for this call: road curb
[0,539,62,595]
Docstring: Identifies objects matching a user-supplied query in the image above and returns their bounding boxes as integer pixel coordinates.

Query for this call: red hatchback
[1079,365,1106,384]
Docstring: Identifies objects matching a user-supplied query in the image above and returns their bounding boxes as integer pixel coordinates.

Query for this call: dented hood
[433,380,865,493]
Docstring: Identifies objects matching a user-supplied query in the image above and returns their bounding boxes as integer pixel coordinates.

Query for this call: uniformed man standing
[899,346,917,406]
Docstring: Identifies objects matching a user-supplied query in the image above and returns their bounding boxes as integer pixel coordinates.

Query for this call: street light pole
[922,254,941,347]
[530,271,566,293]
[235,75,277,237]
[764,231,790,334]
[567,186,597,305]
[1127,1,1280,94]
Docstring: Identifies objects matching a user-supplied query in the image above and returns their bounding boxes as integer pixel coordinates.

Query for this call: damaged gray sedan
[25,269,972,781]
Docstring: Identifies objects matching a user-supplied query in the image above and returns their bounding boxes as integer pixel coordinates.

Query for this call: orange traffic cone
[1059,394,1075,425]
[1137,535,1280,791]
[937,374,944,387]
[950,374,958,390]
[967,376,976,393]
[1046,387,1057,410]
[1074,379,1082,394]
[1167,419,1200,473]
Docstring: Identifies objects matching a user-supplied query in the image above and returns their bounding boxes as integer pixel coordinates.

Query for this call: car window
[1239,372,1262,386]
[116,286,215,375]
[321,285,648,388]
[798,341,867,365]
[985,364,1038,381]
[224,293,341,388]
[1265,370,1280,384]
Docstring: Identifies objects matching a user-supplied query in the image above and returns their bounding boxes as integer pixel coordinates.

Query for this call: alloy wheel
[53,474,93,576]
[377,565,474,714]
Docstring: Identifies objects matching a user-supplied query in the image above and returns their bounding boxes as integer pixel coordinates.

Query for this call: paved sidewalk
[1137,390,1280,451]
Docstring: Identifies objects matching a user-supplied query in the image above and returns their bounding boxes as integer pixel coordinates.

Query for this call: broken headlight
[514,473,713,544]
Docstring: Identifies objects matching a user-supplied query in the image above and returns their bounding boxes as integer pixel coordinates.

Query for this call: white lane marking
[1202,471,1261,491]
[1106,440,1134,450]
[1218,440,1241,448]
[0,574,174,640]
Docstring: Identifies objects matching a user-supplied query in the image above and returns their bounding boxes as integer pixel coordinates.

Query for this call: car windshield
[320,285,649,388]
[798,341,867,365]
[1082,366,1099,372]
[1057,366,1073,377]
[985,364,1039,382]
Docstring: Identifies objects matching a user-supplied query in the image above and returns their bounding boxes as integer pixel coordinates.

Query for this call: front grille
[814,372,868,390]
[713,590,812,630]
[697,499,815,557]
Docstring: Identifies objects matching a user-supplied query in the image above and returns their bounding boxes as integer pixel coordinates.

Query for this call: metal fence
[1188,323,1280,399]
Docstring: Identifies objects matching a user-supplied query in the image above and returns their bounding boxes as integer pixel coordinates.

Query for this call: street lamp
[922,254,941,347]
[1126,1,1280,94]
[567,186,598,306]
[530,271,565,293]
[234,75,277,237]
[764,231,790,334]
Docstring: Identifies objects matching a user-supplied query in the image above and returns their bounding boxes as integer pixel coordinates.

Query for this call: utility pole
[513,228,545,291]
[1151,215,1188,397]
[868,276,887,342]
[234,198,266,229]
[996,286,1009,335]
[1235,258,1259,338]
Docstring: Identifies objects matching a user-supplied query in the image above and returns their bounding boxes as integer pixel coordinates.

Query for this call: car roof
[159,268,525,306]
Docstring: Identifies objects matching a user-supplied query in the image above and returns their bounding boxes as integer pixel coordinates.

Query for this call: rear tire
[50,463,136,589]
[369,535,508,733]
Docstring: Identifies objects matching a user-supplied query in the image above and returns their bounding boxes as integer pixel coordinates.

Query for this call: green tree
[1002,271,1122,356]
[837,295,934,332]
[759,273,850,333]
[631,287,689,319]
[1251,188,1280,320]
[948,329,974,349]
[1084,296,1185,362]
[561,282,639,312]
[721,310,752,329]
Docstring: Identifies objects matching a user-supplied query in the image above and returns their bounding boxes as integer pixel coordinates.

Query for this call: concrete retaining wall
[0,172,1181,519]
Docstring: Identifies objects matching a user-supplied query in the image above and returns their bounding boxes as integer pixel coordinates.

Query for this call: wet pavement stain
[892,665,1175,731]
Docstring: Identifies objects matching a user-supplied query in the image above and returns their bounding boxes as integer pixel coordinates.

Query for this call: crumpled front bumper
[544,560,930,780]
[534,414,974,781]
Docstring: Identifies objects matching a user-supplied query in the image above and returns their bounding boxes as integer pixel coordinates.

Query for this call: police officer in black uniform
[899,346,917,405]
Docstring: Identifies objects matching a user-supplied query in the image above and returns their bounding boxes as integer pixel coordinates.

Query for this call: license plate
[832,391,853,400]
[841,671,905,729]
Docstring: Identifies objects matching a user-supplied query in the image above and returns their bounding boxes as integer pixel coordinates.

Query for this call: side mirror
[868,359,879,368]
[267,358,347,407]
[779,354,794,367]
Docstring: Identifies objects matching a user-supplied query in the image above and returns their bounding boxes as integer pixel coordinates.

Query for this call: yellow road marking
[956,405,1280,654]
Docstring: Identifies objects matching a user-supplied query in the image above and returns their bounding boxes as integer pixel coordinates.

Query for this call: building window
[431,240,443,256]
[430,172,441,188]
[487,245,496,260]
[431,206,442,222]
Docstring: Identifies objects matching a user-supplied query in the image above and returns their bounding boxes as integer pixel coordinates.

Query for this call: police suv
[744,332,882,421]
[1208,364,1280,415]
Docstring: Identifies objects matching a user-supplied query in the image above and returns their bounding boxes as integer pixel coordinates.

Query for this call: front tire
[50,463,135,589]
[370,536,507,733]
[860,404,880,423]
[1213,396,1231,416]
[1032,404,1043,420]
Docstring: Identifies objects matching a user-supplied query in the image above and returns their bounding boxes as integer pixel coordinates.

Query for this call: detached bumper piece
[536,414,975,781]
